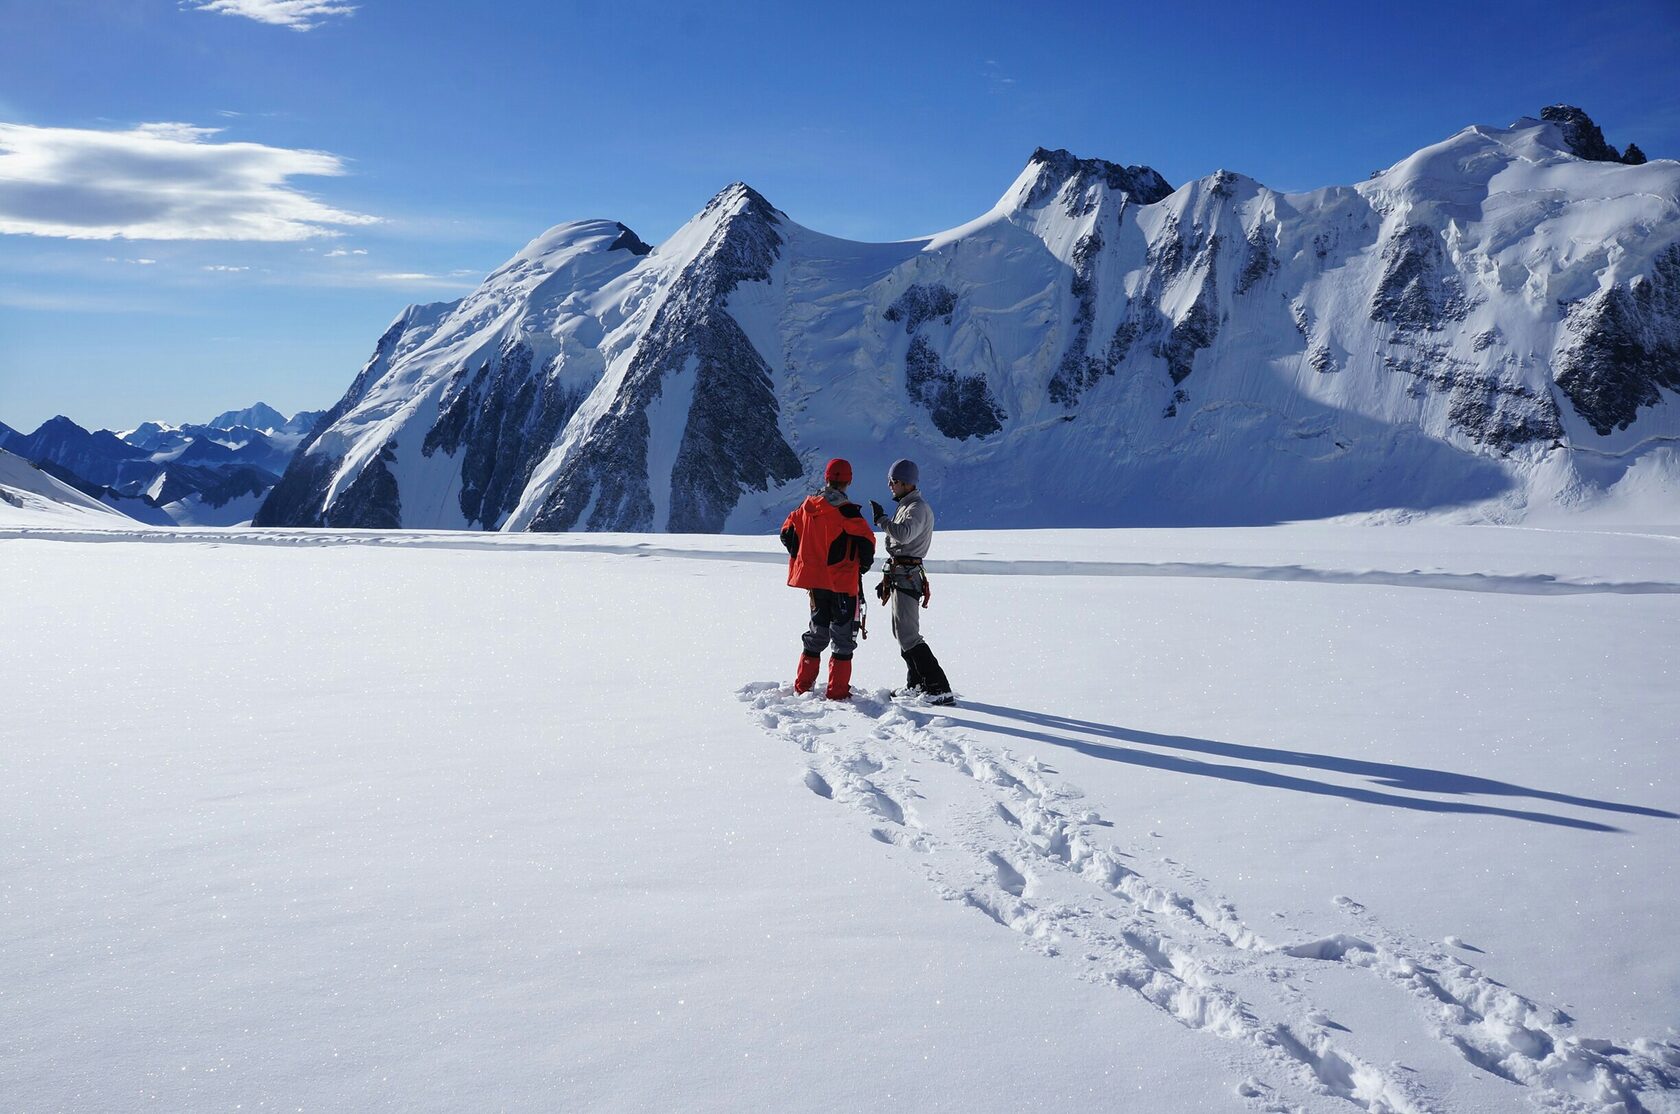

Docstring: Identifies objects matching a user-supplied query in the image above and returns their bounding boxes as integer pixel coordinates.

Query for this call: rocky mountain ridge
[0,405,324,526]
[258,107,1679,531]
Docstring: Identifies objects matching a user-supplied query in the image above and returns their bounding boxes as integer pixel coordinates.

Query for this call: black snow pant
[802,589,859,661]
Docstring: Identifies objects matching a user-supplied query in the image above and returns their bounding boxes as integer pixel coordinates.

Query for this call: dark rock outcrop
[883,283,957,333]
[887,284,1008,438]
[1371,225,1468,327]
[327,442,401,529]
[423,340,588,529]
[1023,147,1174,211]
[905,336,1006,440]
[1554,245,1680,434]
[528,185,802,532]
[1541,105,1624,163]
[255,305,441,527]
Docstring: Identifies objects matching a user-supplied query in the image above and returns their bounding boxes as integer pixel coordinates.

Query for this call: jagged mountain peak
[259,117,1680,534]
[1003,148,1174,212]
[1539,104,1624,163]
[208,402,287,432]
[698,181,785,224]
[39,414,90,435]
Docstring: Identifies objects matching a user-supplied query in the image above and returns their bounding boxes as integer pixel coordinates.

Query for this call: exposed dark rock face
[1154,238,1222,386]
[608,222,654,256]
[529,185,801,532]
[1023,147,1173,211]
[905,337,1006,440]
[1370,225,1468,327]
[1158,289,1220,386]
[1541,105,1624,163]
[883,283,956,332]
[1047,231,1109,406]
[423,340,588,529]
[1386,346,1564,450]
[1554,245,1680,434]
[1238,224,1279,294]
[252,451,339,527]
[256,308,434,527]
[887,284,1008,438]
[1621,143,1648,166]
[326,442,401,529]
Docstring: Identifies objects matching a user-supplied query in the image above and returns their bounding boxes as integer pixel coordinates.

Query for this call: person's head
[823,458,853,489]
[887,458,918,496]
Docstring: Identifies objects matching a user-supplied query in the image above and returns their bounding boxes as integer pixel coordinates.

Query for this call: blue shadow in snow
[943,703,1676,833]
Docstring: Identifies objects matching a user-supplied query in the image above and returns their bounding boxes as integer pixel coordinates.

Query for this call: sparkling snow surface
[2,524,1677,1112]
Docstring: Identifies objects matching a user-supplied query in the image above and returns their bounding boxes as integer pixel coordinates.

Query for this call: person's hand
[870,499,885,522]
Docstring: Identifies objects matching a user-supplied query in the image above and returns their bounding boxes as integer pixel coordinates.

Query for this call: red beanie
[823,458,852,486]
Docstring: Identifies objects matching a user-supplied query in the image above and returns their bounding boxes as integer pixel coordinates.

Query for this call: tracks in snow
[739,682,1680,1114]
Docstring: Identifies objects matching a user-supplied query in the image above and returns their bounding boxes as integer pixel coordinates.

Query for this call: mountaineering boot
[825,656,853,700]
[793,652,821,695]
[910,642,954,705]
[893,648,925,698]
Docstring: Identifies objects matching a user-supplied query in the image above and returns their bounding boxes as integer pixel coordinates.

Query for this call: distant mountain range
[0,406,324,526]
[255,105,1678,532]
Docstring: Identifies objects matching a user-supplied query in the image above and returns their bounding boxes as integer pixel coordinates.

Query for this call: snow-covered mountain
[0,447,136,526]
[1,405,323,526]
[258,107,1680,532]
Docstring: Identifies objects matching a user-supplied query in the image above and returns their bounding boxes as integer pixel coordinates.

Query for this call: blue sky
[2,0,1677,432]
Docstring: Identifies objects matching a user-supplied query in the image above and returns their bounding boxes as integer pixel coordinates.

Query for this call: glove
[870,500,885,522]
[875,575,892,605]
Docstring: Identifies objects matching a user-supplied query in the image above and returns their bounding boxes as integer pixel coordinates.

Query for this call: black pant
[801,589,859,661]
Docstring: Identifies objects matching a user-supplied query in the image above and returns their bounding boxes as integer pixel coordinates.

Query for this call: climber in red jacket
[780,458,876,699]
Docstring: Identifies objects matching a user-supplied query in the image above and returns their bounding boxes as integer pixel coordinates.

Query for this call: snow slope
[2,522,1676,1112]
[0,447,135,526]
[260,111,1680,534]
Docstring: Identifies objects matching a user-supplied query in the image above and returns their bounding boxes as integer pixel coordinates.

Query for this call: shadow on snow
[945,702,1679,833]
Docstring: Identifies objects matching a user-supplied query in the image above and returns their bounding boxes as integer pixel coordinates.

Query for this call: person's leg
[911,640,953,702]
[892,574,925,693]
[825,593,858,699]
[795,590,835,693]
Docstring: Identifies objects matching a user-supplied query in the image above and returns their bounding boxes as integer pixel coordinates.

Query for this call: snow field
[2,524,1677,1112]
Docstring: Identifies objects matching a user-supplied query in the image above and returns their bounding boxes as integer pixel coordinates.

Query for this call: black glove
[870,500,885,522]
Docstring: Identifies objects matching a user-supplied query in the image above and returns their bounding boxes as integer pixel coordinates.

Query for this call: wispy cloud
[324,247,367,256]
[0,121,378,241]
[189,0,357,31]
[983,59,1018,92]
[203,264,250,272]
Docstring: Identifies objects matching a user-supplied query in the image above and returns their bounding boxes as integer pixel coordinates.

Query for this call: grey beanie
[888,458,919,485]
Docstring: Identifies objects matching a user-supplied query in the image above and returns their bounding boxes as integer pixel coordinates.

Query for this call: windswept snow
[2,523,1676,1111]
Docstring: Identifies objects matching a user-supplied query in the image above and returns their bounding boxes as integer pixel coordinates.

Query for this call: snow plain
[2,522,1677,1112]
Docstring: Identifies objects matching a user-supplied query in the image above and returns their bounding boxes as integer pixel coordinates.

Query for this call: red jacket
[780,489,876,592]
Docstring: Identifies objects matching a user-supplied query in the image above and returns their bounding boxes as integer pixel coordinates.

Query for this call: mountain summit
[258,109,1679,532]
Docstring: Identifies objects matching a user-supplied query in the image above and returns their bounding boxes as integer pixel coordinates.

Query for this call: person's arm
[880,500,930,549]
[779,508,800,557]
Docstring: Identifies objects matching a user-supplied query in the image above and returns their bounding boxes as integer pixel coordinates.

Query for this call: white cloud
[203,264,250,271]
[324,247,367,257]
[190,0,357,31]
[0,120,378,241]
